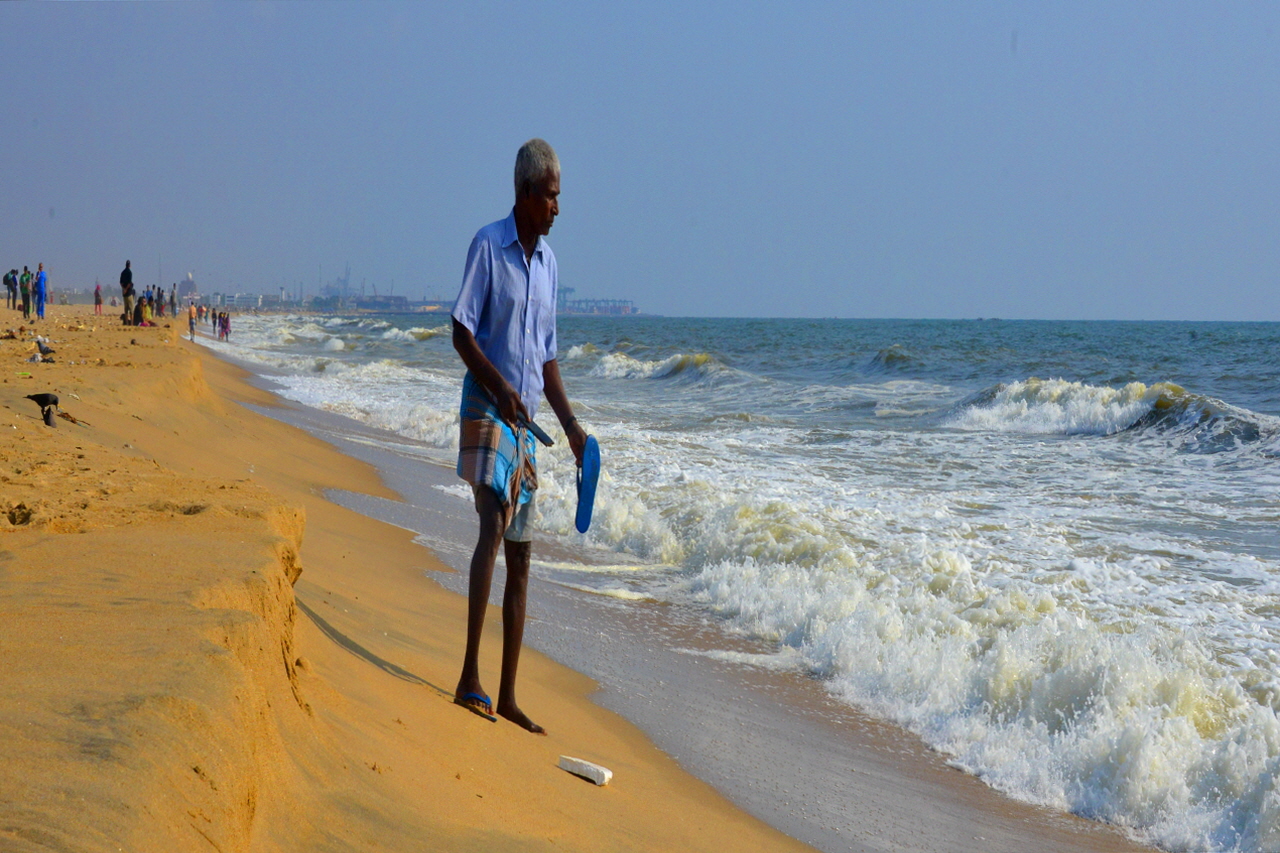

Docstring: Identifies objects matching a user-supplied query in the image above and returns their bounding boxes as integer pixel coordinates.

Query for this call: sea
[202,314,1280,853]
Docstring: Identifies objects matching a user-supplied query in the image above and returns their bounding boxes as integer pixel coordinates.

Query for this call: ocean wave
[683,548,1280,853]
[1124,386,1278,453]
[866,344,922,373]
[590,351,724,382]
[943,378,1279,451]
[321,316,364,328]
[267,321,336,344]
[268,358,463,449]
[380,324,449,343]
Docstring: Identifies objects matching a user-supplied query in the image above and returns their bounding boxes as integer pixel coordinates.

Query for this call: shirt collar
[501,209,543,259]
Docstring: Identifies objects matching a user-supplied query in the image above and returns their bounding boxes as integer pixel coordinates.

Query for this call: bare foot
[497,702,546,735]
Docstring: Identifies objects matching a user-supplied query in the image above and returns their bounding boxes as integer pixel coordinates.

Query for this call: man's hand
[494,382,528,427]
[565,420,588,467]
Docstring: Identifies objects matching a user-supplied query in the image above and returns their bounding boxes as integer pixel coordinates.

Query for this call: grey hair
[514,138,559,197]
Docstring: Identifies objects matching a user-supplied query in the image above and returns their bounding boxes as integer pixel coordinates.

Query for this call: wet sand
[1,304,1155,851]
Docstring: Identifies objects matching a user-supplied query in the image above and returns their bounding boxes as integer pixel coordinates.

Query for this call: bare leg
[496,538,545,734]
[454,491,506,708]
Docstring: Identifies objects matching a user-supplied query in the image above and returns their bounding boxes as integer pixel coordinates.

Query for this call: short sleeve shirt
[451,210,558,419]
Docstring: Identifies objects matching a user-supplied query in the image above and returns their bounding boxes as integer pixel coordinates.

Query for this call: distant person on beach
[94,282,103,315]
[450,138,587,735]
[120,261,135,325]
[4,270,15,311]
[188,302,197,340]
[33,264,47,320]
[19,267,32,320]
[169,286,177,316]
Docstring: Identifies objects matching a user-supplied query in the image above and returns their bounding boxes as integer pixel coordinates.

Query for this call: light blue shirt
[452,210,558,419]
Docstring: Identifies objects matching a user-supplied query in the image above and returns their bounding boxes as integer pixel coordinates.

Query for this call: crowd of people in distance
[127,298,229,338]
[181,303,232,341]
[119,263,180,327]
[116,259,231,341]
[4,264,50,321]
[5,258,236,342]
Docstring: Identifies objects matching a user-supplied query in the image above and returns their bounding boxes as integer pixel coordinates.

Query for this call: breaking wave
[380,324,449,343]
[943,378,1279,452]
[590,351,726,382]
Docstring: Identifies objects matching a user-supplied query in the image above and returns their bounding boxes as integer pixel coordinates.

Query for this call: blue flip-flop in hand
[576,435,600,534]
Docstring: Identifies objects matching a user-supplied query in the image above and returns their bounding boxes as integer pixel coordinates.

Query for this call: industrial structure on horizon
[54,262,640,315]
[555,287,638,316]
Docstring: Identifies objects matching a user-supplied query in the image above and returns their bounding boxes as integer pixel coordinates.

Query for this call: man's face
[517,171,560,237]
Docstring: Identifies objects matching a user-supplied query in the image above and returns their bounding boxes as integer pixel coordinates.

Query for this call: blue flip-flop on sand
[575,435,600,534]
[454,692,497,722]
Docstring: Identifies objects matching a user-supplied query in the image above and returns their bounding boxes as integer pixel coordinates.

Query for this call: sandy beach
[1,304,1157,852]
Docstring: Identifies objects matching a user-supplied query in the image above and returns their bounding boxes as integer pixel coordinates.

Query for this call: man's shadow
[296,597,451,699]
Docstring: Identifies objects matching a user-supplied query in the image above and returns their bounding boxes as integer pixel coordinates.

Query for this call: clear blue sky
[3,2,1277,319]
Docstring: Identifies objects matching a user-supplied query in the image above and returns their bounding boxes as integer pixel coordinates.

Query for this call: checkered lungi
[456,372,537,507]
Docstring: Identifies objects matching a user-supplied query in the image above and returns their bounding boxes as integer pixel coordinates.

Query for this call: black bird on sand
[36,339,54,356]
[26,393,59,427]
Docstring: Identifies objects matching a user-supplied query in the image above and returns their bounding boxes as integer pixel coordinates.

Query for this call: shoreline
[2,304,1156,851]
[206,316,1161,853]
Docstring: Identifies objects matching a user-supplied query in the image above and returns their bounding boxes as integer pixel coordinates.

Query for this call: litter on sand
[558,755,612,786]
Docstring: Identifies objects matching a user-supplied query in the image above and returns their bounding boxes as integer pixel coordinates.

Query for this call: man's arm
[452,318,526,426]
[542,358,587,466]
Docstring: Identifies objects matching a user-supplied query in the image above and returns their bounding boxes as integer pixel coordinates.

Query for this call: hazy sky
[3,2,1277,320]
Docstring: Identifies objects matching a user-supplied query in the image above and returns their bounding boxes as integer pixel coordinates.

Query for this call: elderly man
[451,139,586,734]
